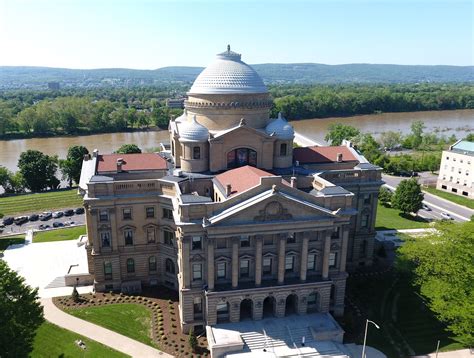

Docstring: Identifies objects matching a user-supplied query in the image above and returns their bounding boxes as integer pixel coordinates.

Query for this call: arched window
[149,256,157,272]
[104,261,112,280]
[227,148,257,168]
[193,146,201,159]
[165,258,175,274]
[280,143,287,156]
[126,258,135,273]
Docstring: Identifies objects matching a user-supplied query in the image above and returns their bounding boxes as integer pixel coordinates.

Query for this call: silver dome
[179,115,209,142]
[265,112,295,140]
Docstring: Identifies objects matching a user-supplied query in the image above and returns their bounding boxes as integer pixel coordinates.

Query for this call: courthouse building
[79,47,382,344]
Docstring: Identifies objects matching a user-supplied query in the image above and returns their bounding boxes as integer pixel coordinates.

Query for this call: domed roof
[265,112,295,140]
[175,109,188,123]
[188,45,267,95]
[179,115,209,142]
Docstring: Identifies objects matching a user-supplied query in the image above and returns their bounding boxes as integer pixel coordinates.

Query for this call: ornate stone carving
[254,201,292,222]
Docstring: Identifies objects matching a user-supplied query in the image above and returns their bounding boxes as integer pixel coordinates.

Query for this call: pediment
[210,125,274,142]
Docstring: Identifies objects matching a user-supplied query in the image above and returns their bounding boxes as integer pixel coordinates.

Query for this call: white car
[440,212,453,220]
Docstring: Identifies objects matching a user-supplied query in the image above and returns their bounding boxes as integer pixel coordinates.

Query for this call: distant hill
[1,63,472,89]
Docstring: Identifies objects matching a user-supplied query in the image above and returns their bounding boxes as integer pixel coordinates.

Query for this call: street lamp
[361,319,380,358]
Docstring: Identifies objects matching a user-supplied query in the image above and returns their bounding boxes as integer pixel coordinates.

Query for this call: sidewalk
[41,298,172,358]
[413,349,474,358]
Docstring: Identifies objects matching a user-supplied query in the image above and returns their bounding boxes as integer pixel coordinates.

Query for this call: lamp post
[361,319,380,358]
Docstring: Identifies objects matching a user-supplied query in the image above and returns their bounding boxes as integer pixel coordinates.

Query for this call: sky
[0,0,472,69]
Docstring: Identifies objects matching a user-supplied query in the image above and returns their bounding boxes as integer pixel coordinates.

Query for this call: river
[0,109,473,172]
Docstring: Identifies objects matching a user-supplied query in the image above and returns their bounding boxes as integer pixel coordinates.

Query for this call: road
[382,174,473,222]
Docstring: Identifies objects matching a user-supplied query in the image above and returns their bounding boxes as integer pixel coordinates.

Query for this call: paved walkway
[413,349,474,358]
[41,298,172,358]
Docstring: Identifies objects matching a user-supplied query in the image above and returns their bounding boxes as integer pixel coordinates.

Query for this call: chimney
[226,184,232,197]
[83,154,90,161]
[336,153,343,163]
[116,158,124,172]
[290,176,297,188]
[93,149,98,158]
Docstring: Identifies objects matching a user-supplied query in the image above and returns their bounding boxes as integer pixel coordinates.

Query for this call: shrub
[71,286,80,303]
[189,327,198,352]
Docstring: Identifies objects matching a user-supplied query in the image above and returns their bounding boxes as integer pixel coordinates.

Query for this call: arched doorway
[307,292,319,313]
[227,148,257,168]
[240,299,253,321]
[263,296,275,318]
[285,294,298,316]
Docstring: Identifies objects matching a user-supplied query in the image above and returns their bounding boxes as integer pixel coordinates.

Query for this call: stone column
[255,236,263,286]
[322,231,331,280]
[300,233,309,282]
[109,208,118,251]
[277,235,286,284]
[232,237,239,288]
[207,238,215,291]
[340,227,349,272]
[182,237,191,288]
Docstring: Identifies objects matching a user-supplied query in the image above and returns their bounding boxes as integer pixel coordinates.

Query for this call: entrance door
[240,299,253,320]
[285,294,298,316]
[263,296,275,318]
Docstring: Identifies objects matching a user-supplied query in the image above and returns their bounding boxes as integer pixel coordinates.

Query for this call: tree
[59,145,89,186]
[324,123,360,146]
[392,178,424,215]
[410,120,425,149]
[0,260,44,357]
[465,133,474,142]
[71,286,80,303]
[378,187,393,207]
[352,133,382,163]
[18,150,59,192]
[380,131,402,150]
[115,144,142,154]
[398,221,474,346]
[188,327,198,352]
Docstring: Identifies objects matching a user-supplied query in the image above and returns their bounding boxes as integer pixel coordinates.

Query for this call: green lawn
[0,235,24,253]
[423,186,474,210]
[33,226,86,243]
[66,304,155,348]
[0,189,83,216]
[375,203,431,230]
[31,321,129,358]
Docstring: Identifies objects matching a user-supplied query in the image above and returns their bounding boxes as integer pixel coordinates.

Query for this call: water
[0,109,473,172]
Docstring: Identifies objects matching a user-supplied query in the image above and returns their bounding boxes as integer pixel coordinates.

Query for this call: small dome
[265,112,295,140]
[175,109,188,123]
[179,115,209,142]
[188,45,267,95]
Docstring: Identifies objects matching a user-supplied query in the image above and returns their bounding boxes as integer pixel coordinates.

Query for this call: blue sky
[0,0,472,69]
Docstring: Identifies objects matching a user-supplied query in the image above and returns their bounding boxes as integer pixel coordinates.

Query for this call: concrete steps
[45,276,66,289]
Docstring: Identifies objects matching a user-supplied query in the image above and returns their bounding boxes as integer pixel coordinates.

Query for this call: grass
[31,321,129,358]
[0,189,83,216]
[33,226,86,243]
[375,203,431,230]
[423,186,474,210]
[66,303,155,348]
[0,234,24,253]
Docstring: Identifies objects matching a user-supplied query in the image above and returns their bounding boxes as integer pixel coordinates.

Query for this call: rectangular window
[149,256,157,271]
[99,209,109,222]
[217,302,228,313]
[263,236,273,246]
[216,238,227,249]
[280,143,287,156]
[285,255,295,272]
[146,207,155,218]
[361,214,370,228]
[217,262,226,279]
[240,236,250,248]
[194,297,202,316]
[193,146,201,160]
[329,252,337,268]
[307,254,316,271]
[331,228,340,239]
[240,259,250,278]
[147,228,156,243]
[192,236,202,250]
[164,230,174,245]
[192,264,202,281]
[122,208,132,220]
[287,234,296,244]
[363,194,371,205]
[104,262,112,280]
[162,208,173,220]
[124,229,133,246]
[100,232,111,248]
[263,257,272,275]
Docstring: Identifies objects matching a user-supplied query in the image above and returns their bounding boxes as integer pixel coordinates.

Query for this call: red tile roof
[293,146,357,164]
[97,153,168,173]
[215,166,285,197]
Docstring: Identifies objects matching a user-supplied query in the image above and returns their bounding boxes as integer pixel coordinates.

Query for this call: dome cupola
[179,115,209,142]
[265,112,295,140]
[175,109,188,123]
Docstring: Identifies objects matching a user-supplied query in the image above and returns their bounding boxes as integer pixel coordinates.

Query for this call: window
[149,256,157,272]
[280,143,287,156]
[192,264,202,281]
[146,207,155,218]
[363,194,371,205]
[307,253,316,271]
[331,228,340,239]
[227,148,257,168]
[216,238,227,249]
[361,214,370,228]
[240,236,250,248]
[217,302,228,314]
[164,230,174,246]
[329,252,337,268]
[360,240,367,258]
[162,208,173,220]
[192,236,202,250]
[126,258,135,273]
[104,261,112,280]
[147,228,156,243]
[240,259,250,278]
[285,255,295,272]
[124,229,133,246]
[264,236,273,246]
[99,209,109,222]
[287,234,296,244]
[263,257,272,275]
[166,258,175,274]
[100,232,111,248]
[122,208,132,220]
[307,292,317,305]
[193,146,201,160]
[217,262,226,279]
[194,297,202,317]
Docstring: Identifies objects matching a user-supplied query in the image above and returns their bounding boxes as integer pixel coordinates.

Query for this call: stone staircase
[45,276,66,289]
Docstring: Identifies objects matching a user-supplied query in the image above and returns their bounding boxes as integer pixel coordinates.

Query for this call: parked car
[28,214,39,221]
[64,209,74,217]
[52,211,64,218]
[2,217,14,225]
[74,207,85,215]
[39,212,52,221]
[64,221,75,226]
[422,204,431,211]
[440,212,453,220]
[39,224,50,230]
[14,216,28,225]
[0,223,5,229]
[53,221,64,228]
